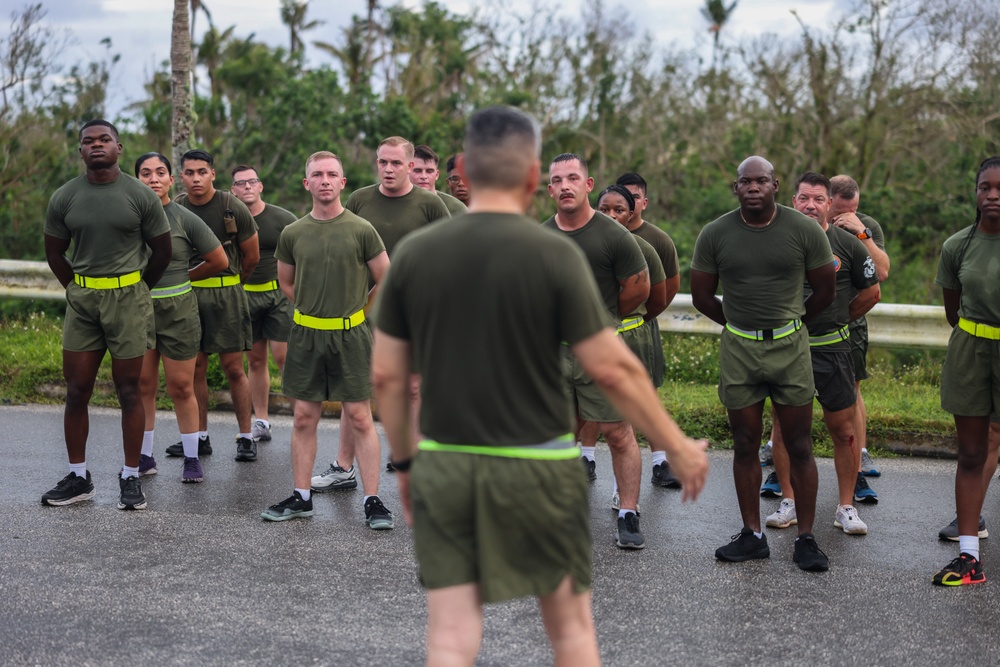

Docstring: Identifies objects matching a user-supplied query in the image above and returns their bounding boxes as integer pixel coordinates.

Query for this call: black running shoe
[118,475,148,510]
[582,456,597,482]
[933,552,986,586]
[234,436,257,462]
[166,436,212,458]
[616,512,646,550]
[41,472,95,506]
[364,496,395,530]
[793,534,829,572]
[715,527,770,562]
[651,462,682,489]
[261,491,314,522]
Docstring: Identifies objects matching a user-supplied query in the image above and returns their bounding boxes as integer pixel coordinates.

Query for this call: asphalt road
[1,404,997,666]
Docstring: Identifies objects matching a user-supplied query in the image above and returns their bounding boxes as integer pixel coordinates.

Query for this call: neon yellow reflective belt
[617,316,645,334]
[959,318,1000,341]
[150,281,192,299]
[243,280,278,292]
[419,435,578,460]
[293,308,365,331]
[192,275,241,288]
[809,324,850,347]
[73,270,141,290]
[725,319,801,341]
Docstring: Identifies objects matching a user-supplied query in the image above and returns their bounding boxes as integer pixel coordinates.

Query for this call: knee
[221,359,247,383]
[601,423,635,452]
[116,381,141,409]
[957,447,988,472]
[165,378,193,403]
[343,405,374,434]
[65,383,94,409]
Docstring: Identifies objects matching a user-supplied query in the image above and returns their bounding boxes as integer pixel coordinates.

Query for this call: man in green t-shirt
[231,164,298,443]
[445,153,471,205]
[42,119,172,511]
[691,156,835,571]
[372,105,709,667]
[541,153,651,550]
[174,149,260,463]
[260,151,394,530]
[409,144,468,216]
[829,175,890,496]
[764,172,880,536]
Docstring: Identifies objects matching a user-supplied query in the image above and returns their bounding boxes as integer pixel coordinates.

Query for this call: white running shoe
[834,504,869,535]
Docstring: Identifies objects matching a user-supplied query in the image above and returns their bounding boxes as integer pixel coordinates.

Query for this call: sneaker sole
[715,547,770,562]
[765,516,797,529]
[182,477,204,484]
[616,539,646,550]
[760,489,783,498]
[861,470,881,477]
[42,491,96,507]
[794,557,829,572]
[261,510,314,522]
[139,468,158,477]
[311,480,358,492]
[854,495,878,505]
[253,434,272,442]
[834,520,868,535]
[941,528,989,542]
[366,519,394,530]
[117,499,148,510]
[651,477,682,489]
[235,454,257,462]
[166,447,212,457]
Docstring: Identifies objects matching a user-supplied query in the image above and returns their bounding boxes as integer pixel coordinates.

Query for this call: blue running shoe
[854,472,878,504]
[760,471,782,498]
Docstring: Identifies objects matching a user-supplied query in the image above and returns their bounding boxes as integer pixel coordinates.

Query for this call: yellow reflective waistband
[959,318,1000,341]
[243,280,278,292]
[293,308,365,331]
[192,275,241,288]
[73,271,141,290]
[726,319,801,342]
[418,435,578,460]
[150,281,192,299]
[617,316,645,334]
[809,324,850,347]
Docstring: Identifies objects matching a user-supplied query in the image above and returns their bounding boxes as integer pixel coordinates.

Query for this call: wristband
[390,457,413,472]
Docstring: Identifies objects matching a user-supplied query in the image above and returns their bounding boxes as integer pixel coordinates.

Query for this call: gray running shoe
[860,450,880,477]
[759,442,773,467]
[261,492,314,522]
[311,463,358,491]
[616,512,645,550]
[118,475,148,511]
[251,420,271,442]
[765,498,797,528]
[938,515,988,541]
[235,437,257,462]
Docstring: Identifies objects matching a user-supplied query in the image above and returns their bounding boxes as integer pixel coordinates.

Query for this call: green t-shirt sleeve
[848,237,878,290]
[690,224,718,274]
[361,221,387,262]
[615,231,647,280]
[426,197,451,223]
[662,234,679,278]
[637,237,666,283]
[182,208,222,256]
[374,251,410,340]
[558,244,611,345]
[274,222,297,266]
[140,189,171,240]
[860,214,886,252]
[231,198,258,244]
[804,222,835,271]
[935,230,966,291]
[44,189,71,240]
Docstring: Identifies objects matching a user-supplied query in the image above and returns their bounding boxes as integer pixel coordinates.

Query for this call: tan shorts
[247,288,292,343]
[194,283,252,354]
[718,326,815,410]
[410,450,592,604]
[281,323,373,402]
[63,281,153,359]
[152,290,201,361]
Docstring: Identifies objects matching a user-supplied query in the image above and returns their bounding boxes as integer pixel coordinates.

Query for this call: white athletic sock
[257,419,270,428]
[122,465,139,479]
[618,509,636,519]
[861,447,869,454]
[363,495,376,505]
[613,478,619,495]
[141,430,154,457]
[181,432,200,459]
[69,462,87,479]
[580,446,596,461]
[295,488,311,501]
[199,431,209,440]
[959,535,980,561]
[238,432,252,441]
[754,531,764,539]
[651,451,667,466]
[766,440,773,450]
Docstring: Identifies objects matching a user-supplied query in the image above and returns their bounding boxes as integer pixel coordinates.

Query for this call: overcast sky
[27,0,843,118]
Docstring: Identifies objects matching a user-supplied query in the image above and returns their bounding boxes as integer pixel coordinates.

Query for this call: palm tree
[171,0,195,175]
[280,0,324,55]
[700,0,738,68]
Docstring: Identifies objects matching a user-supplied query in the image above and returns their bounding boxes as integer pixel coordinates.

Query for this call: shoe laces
[366,496,390,515]
[122,475,141,495]
[622,512,640,532]
[183,458,200,473]
[856,475,871,491]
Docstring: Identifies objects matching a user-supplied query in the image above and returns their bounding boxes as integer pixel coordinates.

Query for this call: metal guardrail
[0,259,951,349]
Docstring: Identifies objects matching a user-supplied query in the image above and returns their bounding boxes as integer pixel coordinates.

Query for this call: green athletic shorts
[810,347,856,413]
[194,283,252,354]
[621,322,662,388]
[562,346,621,422]
[410,449,592,604]
[718,326,814,410]
[281,322,373,402]
[63,281,154,359]
[247,288,292,343]
[849,319,869,381]
[941,327,1000,419]
[152,290,201,361]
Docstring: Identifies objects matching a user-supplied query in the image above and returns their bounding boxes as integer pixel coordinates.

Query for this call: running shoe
[311,463,358,491]
[118,475,148,511]
[166,436,212,458]
[364,496,395,530]
[765,498,797,528]
[41,472,95,506]
[853,473,878,504]
[938,515,988,541]
[651,462,682,489]
[261,491,314,522]
[933,553,986,586]
[616,512,645,550]
[860,450,880,477]
[234,436,257,462]
[582,456,597,482]
[793,534,829,572]
[834,505,868,535]
[182,457,204,483]
[610,492,641,514]
[715,528,770,562]
[251,420,272,442]
[760,471,783,498]
[138,454,158,476]
[759,442,773,467]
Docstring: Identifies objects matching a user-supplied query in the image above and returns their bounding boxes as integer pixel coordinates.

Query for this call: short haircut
[793,171,831,195]
[377,136,414,160]
[413,145,439,165]
[134,152,172,177]
[446,154,461,172]
[598,184,636,212]
[79,119,119,142]
[615,172,647,196]
[181,149,214,167]
[231,164,258,178]
[464,106,541,190]
[304,151,344,176]
[551,152,587,175]
[830,174,859,200]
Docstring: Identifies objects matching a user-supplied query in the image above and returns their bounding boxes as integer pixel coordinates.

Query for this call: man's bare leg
[538,576,600,667]
[425,584,484,667]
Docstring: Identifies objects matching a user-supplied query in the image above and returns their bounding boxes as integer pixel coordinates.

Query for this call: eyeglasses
[446,175,464,184]
[233,178,261,187]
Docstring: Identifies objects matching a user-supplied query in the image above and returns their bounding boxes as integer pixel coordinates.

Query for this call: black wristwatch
[857,228,872,240]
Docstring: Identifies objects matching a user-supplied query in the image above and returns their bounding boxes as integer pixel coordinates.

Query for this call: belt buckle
[762,329,773,342]
[343,317,352,331]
